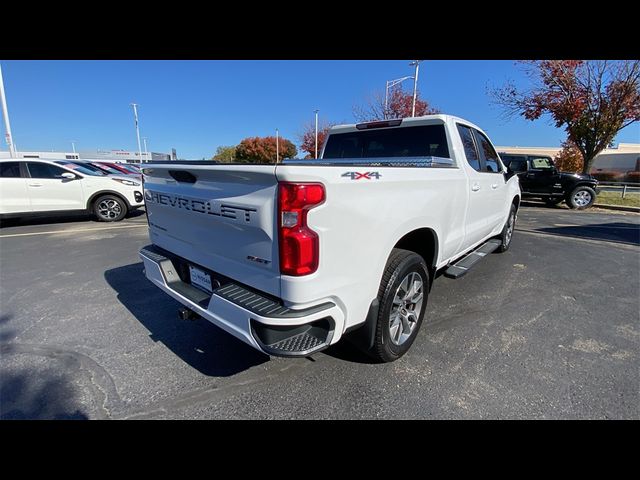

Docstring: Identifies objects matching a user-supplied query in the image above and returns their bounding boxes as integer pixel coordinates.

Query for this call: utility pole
[409,60,421,117]
[130,103,143,163]
[276,128,279,163]
[385,76,413,119]
[0,64,17,158]
[314,109,319,159]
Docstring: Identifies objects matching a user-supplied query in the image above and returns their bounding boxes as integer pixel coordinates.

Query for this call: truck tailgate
[143,164,280,297]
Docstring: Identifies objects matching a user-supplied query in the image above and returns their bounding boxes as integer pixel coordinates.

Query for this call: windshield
[323,125,450,159]
[91,163,122,174]
[55,161,106,176]
[120,164,141,173]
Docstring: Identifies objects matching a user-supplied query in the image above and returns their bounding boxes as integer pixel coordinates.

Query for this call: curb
[593,203,640,213]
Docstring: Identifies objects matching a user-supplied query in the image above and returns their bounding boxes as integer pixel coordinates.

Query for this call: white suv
[0,159,144,222]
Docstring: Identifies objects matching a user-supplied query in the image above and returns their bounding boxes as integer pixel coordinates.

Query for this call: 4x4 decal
[342,171,382,180]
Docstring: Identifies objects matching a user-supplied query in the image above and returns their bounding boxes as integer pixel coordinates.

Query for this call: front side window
[1,162,22,178]
[474,131,501,173]
[529,156,554,169]
[507,159,528,172]
[322,125,450,159]
[456,124,481,172]
[26,162,69,179]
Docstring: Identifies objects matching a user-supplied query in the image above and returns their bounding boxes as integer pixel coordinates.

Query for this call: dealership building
[0,148,175,163]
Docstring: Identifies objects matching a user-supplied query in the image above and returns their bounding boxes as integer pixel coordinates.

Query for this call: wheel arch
[86,190,131,211]
[392,227,439,282]
[512,194,521,211]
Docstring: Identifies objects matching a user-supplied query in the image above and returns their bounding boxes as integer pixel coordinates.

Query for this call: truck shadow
[534,222,640,246]
[0,209,146,228]
[104,263,269,377]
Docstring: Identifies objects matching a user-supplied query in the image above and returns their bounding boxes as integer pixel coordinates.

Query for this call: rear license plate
[189,265,213,293]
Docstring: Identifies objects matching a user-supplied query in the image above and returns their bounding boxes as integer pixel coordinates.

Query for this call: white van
[0,159,144,222]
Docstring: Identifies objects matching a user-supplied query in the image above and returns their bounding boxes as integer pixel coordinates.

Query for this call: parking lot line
[0,224,148,238]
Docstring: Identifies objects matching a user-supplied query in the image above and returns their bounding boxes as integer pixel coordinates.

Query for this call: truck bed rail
[281,156,456,168]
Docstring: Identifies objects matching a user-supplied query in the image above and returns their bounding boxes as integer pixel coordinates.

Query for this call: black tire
[370,248,430,363]
[496,204,517,253]
[566,186,596,210]
[93,194,128,222]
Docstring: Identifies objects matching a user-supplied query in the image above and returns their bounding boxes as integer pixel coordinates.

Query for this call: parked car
[139,114,521,362]
[0,159,144,222]
[89,161,142,178]
[498,153,599,209]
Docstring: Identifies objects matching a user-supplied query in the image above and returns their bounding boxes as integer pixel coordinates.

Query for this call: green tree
[235,136,297,163]
[212,145,237,163]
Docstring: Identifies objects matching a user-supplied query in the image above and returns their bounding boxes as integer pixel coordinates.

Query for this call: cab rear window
[323,125,449,159]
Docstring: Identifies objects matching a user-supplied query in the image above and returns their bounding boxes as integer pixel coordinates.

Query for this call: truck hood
[559,171,596,182]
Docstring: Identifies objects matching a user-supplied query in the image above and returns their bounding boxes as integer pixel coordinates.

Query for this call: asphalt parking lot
[1,205,638,419]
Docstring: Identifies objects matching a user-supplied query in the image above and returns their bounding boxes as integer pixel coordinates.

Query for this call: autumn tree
[492,60,640,174]
[297,120,335,159]
[235,136,297,164]
[353,85,439,122]
[554,139,584,173]
[212,145,236,163]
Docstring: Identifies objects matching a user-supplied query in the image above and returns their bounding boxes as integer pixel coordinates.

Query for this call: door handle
[471,183,480,192]
[491,184,498,190]
[28,183,43,187]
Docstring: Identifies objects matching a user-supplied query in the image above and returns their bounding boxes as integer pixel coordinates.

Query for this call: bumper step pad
[268,331,324,353]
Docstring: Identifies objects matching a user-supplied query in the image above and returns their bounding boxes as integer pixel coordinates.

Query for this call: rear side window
[322,125,449,159]
[1,162,22,178]
[26,162,68,179]
[529,156,554,169]
[474,131,501,173]
[456,124,481,172]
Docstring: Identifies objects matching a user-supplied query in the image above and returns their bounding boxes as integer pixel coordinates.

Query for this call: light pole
[409,60,422,117]
[142,137,148,162]
[314,109,319,159]
[385,76,413,119]
[130,103,143,163]
[276,128,279,163]
[0,64,17,158]
[71,141,77,154]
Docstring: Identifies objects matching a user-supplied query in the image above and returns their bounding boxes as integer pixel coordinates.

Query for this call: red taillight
[278,182,325,276]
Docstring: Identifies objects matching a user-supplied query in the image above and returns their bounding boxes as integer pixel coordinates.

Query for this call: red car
[89,162,142,180]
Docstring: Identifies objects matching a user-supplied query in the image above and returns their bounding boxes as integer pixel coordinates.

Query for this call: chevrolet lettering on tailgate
[144,190,257,223]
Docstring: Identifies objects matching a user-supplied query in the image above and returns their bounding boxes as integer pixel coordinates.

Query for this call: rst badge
[342,172,382,180]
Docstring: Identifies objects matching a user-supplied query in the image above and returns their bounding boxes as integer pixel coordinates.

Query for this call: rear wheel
[370,249,430,363]
[93,195,128,222]
[566,186,596,210]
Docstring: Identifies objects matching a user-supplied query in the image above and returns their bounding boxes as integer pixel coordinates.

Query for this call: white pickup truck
[139,115,521,362]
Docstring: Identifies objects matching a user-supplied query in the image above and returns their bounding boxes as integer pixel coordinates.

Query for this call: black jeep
[499,153,600,210]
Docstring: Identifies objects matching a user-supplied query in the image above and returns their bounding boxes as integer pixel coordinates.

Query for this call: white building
[0,148,172,163]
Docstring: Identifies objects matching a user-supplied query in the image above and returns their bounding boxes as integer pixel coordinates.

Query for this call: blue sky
[1,60,638,159]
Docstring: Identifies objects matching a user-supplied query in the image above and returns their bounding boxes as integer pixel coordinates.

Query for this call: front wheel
[93,195,128,222]
[566,186,596,210]
[496,204,517,253]
[371,249,430,363]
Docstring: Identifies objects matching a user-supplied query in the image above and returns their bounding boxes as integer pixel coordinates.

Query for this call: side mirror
[504,167,516,181]
[60,172,77,180]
